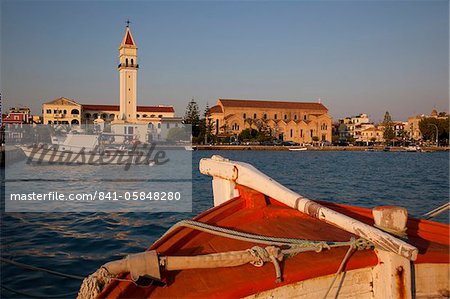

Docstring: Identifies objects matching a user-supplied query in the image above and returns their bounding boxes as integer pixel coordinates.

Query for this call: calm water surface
[1,151,448,298]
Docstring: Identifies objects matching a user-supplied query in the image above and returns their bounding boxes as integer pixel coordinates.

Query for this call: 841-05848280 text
[10,191,182,201]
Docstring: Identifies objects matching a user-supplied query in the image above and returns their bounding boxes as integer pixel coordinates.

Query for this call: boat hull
[289,147,307,151]
[99,185,449,298]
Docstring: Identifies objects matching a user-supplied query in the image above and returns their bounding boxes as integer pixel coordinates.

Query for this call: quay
[193,145,449,151]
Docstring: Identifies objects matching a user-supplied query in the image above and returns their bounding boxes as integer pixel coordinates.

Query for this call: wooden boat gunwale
[98,155,449,299]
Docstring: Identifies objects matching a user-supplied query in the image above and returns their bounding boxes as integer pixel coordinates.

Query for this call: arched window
[131,59,134,66]
[126,58,128,66]
[274,114,277,120]
[93,113,98,119]
[101,114,107,119]
[158,115,163,118]
[71,109,79,115]
[109,114,115,119]
[71,119,79,125]
[85,113,91,119]
[263,114,267,119]
[253,113,257,119]
[294,115,297,120]
[148,123,154,129]
[290,129,293,138]
[143,114,148,118]
[243,113,246,119]
[157,123,161,129]
[63,110,67,114]
[150,114,155,118]
[137,114,140,118]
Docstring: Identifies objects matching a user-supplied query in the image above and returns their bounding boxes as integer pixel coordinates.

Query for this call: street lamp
[428,123,438,147]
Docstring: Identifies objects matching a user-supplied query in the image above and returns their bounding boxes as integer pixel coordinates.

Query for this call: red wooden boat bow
[77,156,449,299]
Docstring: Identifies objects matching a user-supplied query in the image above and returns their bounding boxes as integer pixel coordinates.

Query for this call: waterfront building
[41,24,182,142]
[338,113,372,142]
[208,99,332,143]
[360,126,384,143]
[2,106,32,124]
[407,109,448,141]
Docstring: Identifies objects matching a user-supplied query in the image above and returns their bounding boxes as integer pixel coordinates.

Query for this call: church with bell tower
[117,22,138,122]
[42,21,183,142]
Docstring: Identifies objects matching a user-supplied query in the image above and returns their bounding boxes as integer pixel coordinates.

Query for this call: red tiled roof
[82,104,174,113]
[137,106,174,113]
[208,105,223,113]
[218,99,328,111]
[82,104,120,111]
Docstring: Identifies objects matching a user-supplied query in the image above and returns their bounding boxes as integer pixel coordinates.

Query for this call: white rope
[158,219,364,249]
[77,267,114,299]
[322,243,356,299]
[423,202,450,219]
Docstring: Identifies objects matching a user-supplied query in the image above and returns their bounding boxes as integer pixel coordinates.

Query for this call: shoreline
[193,145,449,151]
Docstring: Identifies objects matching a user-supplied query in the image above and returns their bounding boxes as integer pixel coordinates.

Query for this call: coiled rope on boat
[77,219,373,299]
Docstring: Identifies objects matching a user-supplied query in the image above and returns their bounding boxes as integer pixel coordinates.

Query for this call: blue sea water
[1,151,449,298]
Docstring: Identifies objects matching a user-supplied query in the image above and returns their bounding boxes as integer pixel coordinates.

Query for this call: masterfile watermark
[23,143,170,171]
[10,191,183,202]
[5,124,193,212]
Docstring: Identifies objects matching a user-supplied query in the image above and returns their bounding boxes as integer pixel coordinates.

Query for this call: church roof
[82,104,174,113]
[217,99,328,111]
[120,27,136,48]
[208,105,223,113]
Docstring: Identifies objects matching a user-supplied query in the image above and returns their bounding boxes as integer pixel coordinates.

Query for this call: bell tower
[118,21,138,121]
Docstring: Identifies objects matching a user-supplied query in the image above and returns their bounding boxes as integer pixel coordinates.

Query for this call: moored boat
[79,156,449,299]
[288,147,308,151]
[404,145,422,152]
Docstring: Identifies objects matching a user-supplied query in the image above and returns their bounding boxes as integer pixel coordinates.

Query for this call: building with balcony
[338,113,372,142]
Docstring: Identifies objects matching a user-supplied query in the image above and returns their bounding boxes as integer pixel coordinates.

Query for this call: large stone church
[208,99,332,143]
[42,24,182,140]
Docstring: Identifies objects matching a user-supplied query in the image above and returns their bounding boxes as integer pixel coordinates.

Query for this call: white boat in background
[289,147,307,151]
[51,134,100,151]
[404,145,422,152]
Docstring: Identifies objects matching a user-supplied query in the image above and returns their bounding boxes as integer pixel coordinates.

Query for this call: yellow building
[42,97,175,123]
[42,97,82,125]
[360,126,384,143]
[208,99,332,143]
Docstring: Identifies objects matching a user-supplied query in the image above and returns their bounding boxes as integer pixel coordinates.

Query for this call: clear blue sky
[1,0,448,122]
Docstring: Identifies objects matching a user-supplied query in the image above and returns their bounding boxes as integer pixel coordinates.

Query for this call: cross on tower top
[126,19,131,27]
